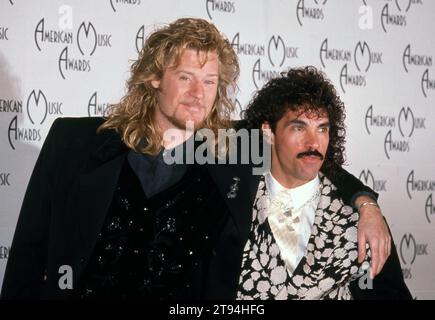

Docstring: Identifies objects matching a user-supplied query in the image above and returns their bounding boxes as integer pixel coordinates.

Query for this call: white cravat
[265,172,320,275]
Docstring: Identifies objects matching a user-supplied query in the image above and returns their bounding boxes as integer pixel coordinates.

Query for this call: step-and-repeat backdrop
[1,0,434,299]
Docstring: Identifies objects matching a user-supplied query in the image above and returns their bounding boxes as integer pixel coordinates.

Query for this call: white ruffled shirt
[265,172,321,275]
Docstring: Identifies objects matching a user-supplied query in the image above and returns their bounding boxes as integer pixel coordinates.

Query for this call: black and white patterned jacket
[237,173,367,300]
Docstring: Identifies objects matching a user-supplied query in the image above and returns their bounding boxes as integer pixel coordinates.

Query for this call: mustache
[296,150,324,160]
[181,98,203,108]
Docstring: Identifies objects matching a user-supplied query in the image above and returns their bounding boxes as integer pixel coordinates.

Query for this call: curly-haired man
[235,66,411,299]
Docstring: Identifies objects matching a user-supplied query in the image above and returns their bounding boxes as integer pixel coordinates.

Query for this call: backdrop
[0,0,434,299]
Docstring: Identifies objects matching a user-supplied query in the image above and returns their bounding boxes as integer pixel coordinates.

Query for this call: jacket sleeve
[1,119,61,299]
[349,236,413,300]
[327,166,378,207]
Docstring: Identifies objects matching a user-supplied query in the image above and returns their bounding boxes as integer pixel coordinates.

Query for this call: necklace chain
[269,185,321,217]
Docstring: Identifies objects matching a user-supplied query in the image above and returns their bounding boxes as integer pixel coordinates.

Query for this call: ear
[261,122,274,145]
[151,79,160,89]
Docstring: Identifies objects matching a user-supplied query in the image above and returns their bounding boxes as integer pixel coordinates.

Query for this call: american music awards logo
[384,107,426,159]
[361,0,423,33]
[406,170,435,200]
[59,22,112,79]
[0,97,22,114]
[57,46,91,79]
[401,44,434,98]
[231,33,265,57]
[252,35,299,89]
[267,35,299,67]
[3,0,13,40]
[380,2,407,32]
[402,44,432,73]
[399,233,428,280]
[34,17,112,79]
[110,0,141,12]
[296,0,327,27]
[0,26,9,41]
[8,115,42,151]
[364,105,395,135]
[0,173,11,187]
[421,69,435,98]
[135,25,145,53]
[7,90,63,150]
[405,171,435,224]
[320,39,383,93]
[34,18,73,51]
[358,169,387,192]
[0,246,10,259]
[425,194,435,223]
[88,92,111,117]
[233,98,243,119]
[206,0,235,20]
[364,105,425,159]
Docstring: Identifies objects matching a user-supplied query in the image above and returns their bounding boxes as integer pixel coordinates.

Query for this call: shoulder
[50,116,105,137]
[48,116,115,144]
[319,172,358,216]
[45,116,119,155]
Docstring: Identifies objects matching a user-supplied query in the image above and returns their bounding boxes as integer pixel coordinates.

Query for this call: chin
[302,172,319,181]
[190,118,207,130]
[171,116,203,130]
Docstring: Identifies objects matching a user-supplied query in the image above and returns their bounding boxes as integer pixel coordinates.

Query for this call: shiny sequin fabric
[76,160,228,299]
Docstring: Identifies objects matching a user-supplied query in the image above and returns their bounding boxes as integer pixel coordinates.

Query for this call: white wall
[0,0,434,299]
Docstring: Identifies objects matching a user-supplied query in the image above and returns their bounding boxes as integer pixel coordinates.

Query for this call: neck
[270,156,305,188]
[270,169,301,189]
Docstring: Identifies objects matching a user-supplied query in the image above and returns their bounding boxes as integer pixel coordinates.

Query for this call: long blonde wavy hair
[99,18,240,155]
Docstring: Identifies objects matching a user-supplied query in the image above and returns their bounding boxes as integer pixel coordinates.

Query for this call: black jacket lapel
[77,132,128,267]
[206,163,260,247]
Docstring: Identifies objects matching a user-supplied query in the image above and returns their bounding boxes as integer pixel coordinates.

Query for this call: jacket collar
[89,130,128,167]
[77,130,129,271]
[206,163,261,246]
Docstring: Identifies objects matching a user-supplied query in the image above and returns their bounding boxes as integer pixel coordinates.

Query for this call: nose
[304,130,320,150]
[188,80,204,100]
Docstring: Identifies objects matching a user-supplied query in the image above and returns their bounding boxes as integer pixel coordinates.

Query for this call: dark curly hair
[242,66,346,177]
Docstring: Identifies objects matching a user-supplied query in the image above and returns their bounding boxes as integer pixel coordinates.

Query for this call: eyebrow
[287,119,306,126]
[287,119,330,127]
[177,70,219,77]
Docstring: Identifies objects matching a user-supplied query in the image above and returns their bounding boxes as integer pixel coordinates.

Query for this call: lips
[300,155,322,164]
[186,105,201,113]
[182,102,203,113]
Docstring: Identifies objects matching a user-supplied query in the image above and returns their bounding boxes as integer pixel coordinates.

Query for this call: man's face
[264,108,330,188]
[152,49,219,132]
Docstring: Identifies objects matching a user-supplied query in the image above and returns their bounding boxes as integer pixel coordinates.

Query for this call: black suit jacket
[1,117,409,299]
